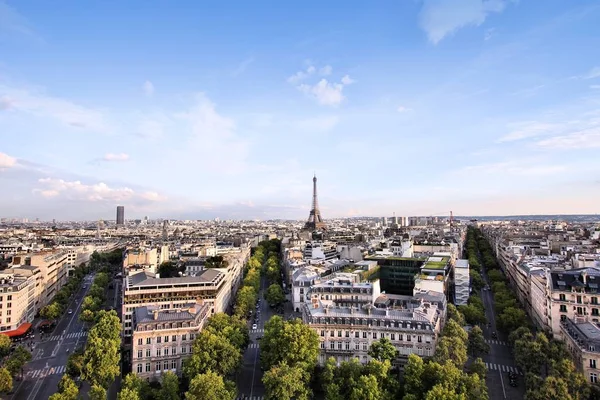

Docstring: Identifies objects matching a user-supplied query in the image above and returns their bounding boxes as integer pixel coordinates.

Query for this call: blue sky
[1,0,600,220]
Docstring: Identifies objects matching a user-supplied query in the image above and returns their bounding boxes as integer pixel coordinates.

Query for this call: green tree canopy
[442,320,468,343]
[90,384,107,400]
[118,388,141,400]
[447,304,465,326]
[260,316,319,372]
[402,354,425,399]
[467,326,489,357]
[185,371,236,400]
[157,371,181,400]
[0,335,11,358]
[0,368,12,394]
[263,362,311,400]
[368,338,398,363]
[66,351,84,378]
[205,313,249,350]
[265,284,285,305]
[469,358,487,379]
[183,331,241,378]
[433,336,468,368]
[234,286,257,317]
[498,307,527,332]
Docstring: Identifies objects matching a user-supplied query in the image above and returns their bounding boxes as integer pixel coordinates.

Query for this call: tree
[158,261,182,278]
[121,373,152,399]
[157,371,181,400]
[549,358,590,400]
[0,335,11,357]
[447,304,465,326]
[183,331,241,378]
[498,307,527,332]
[508,326,532,347]
[433,336,468,368]
[403,354,424,399]
[82,295,101,313]
[90,384,107,400]
[67,351,84,377]
[41,302,62,320]
[185,371,236,400]
[263,362,310,400]
[205,313,249,350]
[457,304,487,326]
[424,384,466,400]
[265,284,285,306]
[471,273,485,291]
[118,388,141,400]
[79,309,96,324]
[0,368,12,393]
[467,326,489,357]
[442,320,468,344]
[514,332,548,375]
[5,346,32,376]
[368,338,398,363]
[248,257,261,270]
[469,358,487,379]
[260,316,319,372]
[82,311,121,387]
[526,376,572,400]
[349,374,381,400]
[52,374,79,400]
[487,269,505,284]
[234,286,257,317]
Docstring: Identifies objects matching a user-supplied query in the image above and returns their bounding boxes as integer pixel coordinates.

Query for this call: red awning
[38,320,53,327]
[0,322,32,337]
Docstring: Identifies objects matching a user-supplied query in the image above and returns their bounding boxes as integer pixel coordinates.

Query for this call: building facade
[454,259,470,306]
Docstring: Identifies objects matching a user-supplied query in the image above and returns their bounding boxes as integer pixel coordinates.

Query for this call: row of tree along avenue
[0,335,32,394]
[469,227,598,399]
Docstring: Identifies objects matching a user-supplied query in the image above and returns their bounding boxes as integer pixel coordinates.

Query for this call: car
[491,332,498,339]
[252,324,257,330]
[68,309,73,314]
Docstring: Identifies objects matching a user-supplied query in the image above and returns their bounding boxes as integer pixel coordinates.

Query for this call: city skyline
[2,0,600,220]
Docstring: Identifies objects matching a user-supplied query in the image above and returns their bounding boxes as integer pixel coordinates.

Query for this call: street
[8,273,95,400]
[479,267,525,400]
[236,274,280,400]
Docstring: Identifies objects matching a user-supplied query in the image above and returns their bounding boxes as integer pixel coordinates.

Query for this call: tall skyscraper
[304,174,326,231]
[116,206,125,226]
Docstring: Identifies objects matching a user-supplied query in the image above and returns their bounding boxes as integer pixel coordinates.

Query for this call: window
[418,336,422,343]
[591,373,598,384]
[6,303,10,309]
[7,295,11,301]
[172,347,177,355]
[560,315,567,322]
[164,348,169,356]
[164,336,169,343]
[399,334,403,341]
[363,343,368,351]
[164,361,168,370]
[391,333,396,341]
[363,332,367,339]
[189,333,195,340]
[156,348,161,357]
[145,363,151,372]
[337,342,342,350]
[172,335,177,342]
[171,360,177,370]
[345,331,349,338]
[321,330,325,337]
[559,294,566,301]
[407,335,411,342]
[330,331,335,337]
[355,332,359,338]
[137,350,142,358]
[355,343,360,350]
[577,296,582,304]
[156,362,161,372]
[146,349,151,357]
[330,342,335,350]
[591,359,597,369]
[146,338,152,345]
[338,330,342,337]
[593,309,599,316]
[182,334,187,341]
[137,364,142,373]
[560,305,567,313]
[321,342,325,349]
[577,307,584,315]
[157,337,162,344]
[345,342,350,350]
[593,297,599,305]
[182,346,187,354]
[6,310,10,316]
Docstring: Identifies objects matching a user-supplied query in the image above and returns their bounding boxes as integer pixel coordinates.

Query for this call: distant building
[116,206,125,226]
[304,175,327,231]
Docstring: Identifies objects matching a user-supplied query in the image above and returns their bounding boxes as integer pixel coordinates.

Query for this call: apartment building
[454,259,470,306]
[303,242,339,262]
[122,269,229,340]
[131,302,210,380]
[547,267,600,338]
[560,318,600,384]
[124,245,169,275]
[11,250,69,308]
[0,272,36,332]
[301,274,446,366]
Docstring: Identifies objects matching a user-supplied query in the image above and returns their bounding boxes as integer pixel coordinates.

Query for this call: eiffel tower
[304,174,327,231]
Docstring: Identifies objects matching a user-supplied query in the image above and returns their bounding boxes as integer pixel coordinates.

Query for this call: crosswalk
[26,365,66,379]
[46,331,87,341]
[485,339,509,346]
[248,343,259,349]
[251,329,264,333]
[236,397,263,400]
[485,363,522,374]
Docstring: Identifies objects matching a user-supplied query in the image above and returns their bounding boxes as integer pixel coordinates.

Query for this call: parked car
[252,324,257,330]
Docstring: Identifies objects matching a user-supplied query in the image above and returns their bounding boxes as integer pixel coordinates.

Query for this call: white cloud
[536,129,600,149]
[103,153,129,162]
[34,177,165,203]
[583,67,600,80]
[397,106,412,113]
[498,121,558,142]
[232,57,255,77]
[0,152,17,169]
[143,80,155,97]
[319,65,332,76]
[298,79,345,106]
[287,65,317,84]
[0,83,108,132]
[341,75,355,85]
[419,0,512,44]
